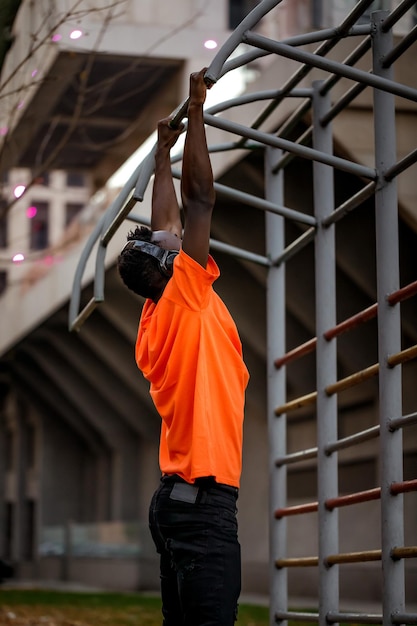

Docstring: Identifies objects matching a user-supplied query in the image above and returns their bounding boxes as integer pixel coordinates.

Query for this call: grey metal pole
[312,81,339,626]
[371,12,405,626]
[265,147,287,626]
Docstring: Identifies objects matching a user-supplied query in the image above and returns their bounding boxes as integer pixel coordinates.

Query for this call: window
[228,0,260,29]
[0,199,7,248]
[29,201,49,250]
[23,500,36,560]
[67,171,85,187]
[65,202,84,227]
[0,271,7,296]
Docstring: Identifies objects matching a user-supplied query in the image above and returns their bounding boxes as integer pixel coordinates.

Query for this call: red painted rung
[326,487,381,510]
[388,280,417,306]
[274,337,317,369]
[324,303,378,341]
[275,501,318,518]
[390,479,417,495]
[274,279,417,368]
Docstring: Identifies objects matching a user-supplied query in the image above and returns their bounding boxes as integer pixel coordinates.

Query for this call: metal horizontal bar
[391,613,417,625]
[391,546,417,560]
[383,24,417,68]
[324,303,378,341]
[69,297,102,333]
[326,487,381,511]
[206,88,313,119]
[273,127,313,172]
[127,212,270,267]
[209,238,270,267]
[390,479,417,496]
[275,447,318,467]
[275,391,317,415]
[275,501,318,518]
[276,556,319,568]
[271,227,316,266]
[101,191,138,245]
[324,424,380,454]
[325,363,379,396]
[387,344,417,367]
[244,32,417,103]
[325,549,381,566]
[214,181,316,226]
[382,0,417,32]
[322,182,376,227]
[204,113,376,179]
[205,0,283,84]
[275,611,319,623]
[275,337,317,369]
[385,147,417,181]
[172,168,316,225]
[387,279,417,305]
[327,612,382,624]
[320,36,372,95]
[389,411,417,431]
[321,80,368,126]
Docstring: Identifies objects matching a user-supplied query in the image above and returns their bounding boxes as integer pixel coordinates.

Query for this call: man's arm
[181,69,216,268]
[151,119,183,236]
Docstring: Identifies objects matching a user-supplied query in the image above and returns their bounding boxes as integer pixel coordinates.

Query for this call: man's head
[118,226,181,301]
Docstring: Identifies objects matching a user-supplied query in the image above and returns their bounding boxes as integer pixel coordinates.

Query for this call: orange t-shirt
[136,249,249,487]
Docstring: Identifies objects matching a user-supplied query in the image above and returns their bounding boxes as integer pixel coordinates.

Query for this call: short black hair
[117,225,165,300]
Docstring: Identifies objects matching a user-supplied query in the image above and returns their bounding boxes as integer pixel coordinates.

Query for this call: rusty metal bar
[325,550,382,566]
[390,479,417,496]
[275,502,318,518]
[324,304,378,341]
[326,488,381,511]
[387,280,417,306]
[387,345,417,368]
[325,364,379,396]
[274,337,317,369]
[276,556,319,568]
[274,279,417,370]
[275,391,317,415]
[391,546,417,560]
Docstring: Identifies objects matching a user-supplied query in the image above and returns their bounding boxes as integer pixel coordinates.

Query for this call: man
[118,68,249,626]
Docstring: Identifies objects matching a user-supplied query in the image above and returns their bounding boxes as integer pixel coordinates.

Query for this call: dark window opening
[67,172,85,187]
[0,199,8,248]
[29,201,49,250]
[65,202,84,227]
[0,271,7,295]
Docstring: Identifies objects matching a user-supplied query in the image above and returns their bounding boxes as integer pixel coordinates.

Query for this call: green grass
[0,589,270,625]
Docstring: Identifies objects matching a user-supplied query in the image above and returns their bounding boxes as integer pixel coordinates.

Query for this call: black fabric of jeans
[149,475,241,626]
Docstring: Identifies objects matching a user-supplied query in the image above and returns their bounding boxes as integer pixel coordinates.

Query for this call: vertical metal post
[312,81,339,626]
[371,12,405,625]
[265,146,287,626]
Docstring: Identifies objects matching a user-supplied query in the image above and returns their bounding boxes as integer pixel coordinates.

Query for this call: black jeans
[149,475,241,626]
